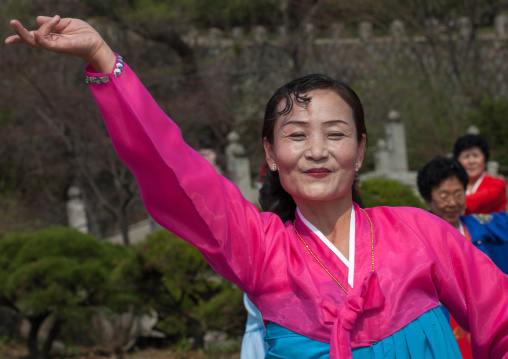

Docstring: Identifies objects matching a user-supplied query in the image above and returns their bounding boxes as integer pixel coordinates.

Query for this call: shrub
[360,178,425,209]
[0,227,139,359]
[134,230,245,349]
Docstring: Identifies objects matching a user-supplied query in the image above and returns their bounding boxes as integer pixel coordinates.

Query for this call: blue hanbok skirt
[264,307,461,358]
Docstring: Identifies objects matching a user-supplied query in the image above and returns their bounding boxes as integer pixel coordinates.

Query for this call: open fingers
[7,19,37,46]
[5,17,61,49]
[5,34,22,44]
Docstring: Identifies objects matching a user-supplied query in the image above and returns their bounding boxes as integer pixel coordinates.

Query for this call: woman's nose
[305,136,328,160]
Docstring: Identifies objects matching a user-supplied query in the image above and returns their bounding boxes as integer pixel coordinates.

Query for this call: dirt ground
[0,343,240,359]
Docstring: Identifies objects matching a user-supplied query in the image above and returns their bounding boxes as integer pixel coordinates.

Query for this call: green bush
[134,230,245,349]
[0,227,140,359]
[360,178,425,209]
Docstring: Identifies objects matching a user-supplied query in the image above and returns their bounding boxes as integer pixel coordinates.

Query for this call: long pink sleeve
[85,62,269,295]
[420,211,508,357]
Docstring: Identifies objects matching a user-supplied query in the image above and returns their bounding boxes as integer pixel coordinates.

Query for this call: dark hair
[259,74,367,222]
[417,156,468,201]
[453,134,490,162]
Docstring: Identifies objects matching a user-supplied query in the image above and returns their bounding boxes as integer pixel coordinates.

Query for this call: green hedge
[360,178,425,209]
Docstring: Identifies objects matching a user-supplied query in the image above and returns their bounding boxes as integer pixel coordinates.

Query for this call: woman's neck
[468,172,484,190]
[452,220,460,230]
[296,197,353,251]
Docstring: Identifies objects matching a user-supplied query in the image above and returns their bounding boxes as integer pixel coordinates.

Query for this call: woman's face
[457,146,486,182]
[426,176,466,228]
[263,89,366,208]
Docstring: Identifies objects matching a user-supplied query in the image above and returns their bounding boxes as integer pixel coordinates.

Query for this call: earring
[355,163,359,172]
[272,163,277,171]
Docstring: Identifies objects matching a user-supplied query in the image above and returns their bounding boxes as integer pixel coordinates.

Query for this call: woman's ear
[356,134,367,170]
[263,137,276,170]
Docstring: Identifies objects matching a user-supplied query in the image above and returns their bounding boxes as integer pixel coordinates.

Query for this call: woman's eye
[289,133,305,139]
[328,132,344,138]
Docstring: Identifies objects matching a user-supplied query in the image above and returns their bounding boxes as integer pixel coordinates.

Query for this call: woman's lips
[445,211,460,218]
[304,168,331,178]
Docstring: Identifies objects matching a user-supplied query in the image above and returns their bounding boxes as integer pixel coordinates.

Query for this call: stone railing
[181,14,508,48]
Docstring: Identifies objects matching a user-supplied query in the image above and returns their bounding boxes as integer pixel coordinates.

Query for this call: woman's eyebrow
[281,119,349,128]
[280,120,308,128]
[323,119,349,126]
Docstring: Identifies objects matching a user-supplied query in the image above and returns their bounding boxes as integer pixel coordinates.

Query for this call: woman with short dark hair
[453,134,507,214]
[417,156,508,359]
[417,156,508,274]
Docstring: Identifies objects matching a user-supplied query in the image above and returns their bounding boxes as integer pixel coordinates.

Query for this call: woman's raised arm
[5,15,270,296]
[5,15,116,73]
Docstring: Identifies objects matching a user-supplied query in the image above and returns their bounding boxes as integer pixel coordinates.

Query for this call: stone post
[487,161,499,177]
[304,22,315,58]
[374,139,390,175]
[208,28,223,47]
[359,21,372,41]
[495,14,508,40]
[330,22,345,41]
[199,138,223,175]
[467,125,480,135]
[232,27,244,45]
[385,110,408,172]
[253,26,267,45]
[183,26,198,47]
[225,131,257,203]
[66,186,88,233]
[390,20,405,42]
[457,17,473,41]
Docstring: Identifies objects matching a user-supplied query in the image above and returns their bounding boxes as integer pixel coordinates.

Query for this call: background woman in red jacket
[453,134,507,215]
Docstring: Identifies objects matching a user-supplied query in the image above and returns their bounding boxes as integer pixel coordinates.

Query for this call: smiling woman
[453,134,507,214]
[6,16,508,359]
[260,75,366,225]
[417,156,508,359]
[417,156,508,273]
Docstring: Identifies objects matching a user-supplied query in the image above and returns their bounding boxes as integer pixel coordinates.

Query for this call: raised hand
[5,15,116,73]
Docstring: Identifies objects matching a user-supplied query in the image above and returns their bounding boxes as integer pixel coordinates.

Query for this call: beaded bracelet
[84,55,124,84]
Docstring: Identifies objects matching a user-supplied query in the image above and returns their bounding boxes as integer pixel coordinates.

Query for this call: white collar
[466,172,486,195]
[296,205,356,288]
[458,219,465,236]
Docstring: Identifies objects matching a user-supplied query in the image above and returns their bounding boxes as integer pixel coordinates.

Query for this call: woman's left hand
[5,15,116,73]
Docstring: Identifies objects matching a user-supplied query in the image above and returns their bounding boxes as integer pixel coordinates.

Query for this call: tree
[0,227,140,359]
[466,97,508,175]
[326,0,508,168]
[0,1,258,240]
[133,230,245,349]
[0,3,146,243]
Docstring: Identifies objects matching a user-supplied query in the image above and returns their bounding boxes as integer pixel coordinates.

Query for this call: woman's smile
[304,167,332,178]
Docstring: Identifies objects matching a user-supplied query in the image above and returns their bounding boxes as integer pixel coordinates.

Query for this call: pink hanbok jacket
[86,60,508,358]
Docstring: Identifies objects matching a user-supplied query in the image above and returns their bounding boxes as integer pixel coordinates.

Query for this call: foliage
[360,178,425,208]
[0,227,140,359]
[466,97,508,175]
[133,230,245,349]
